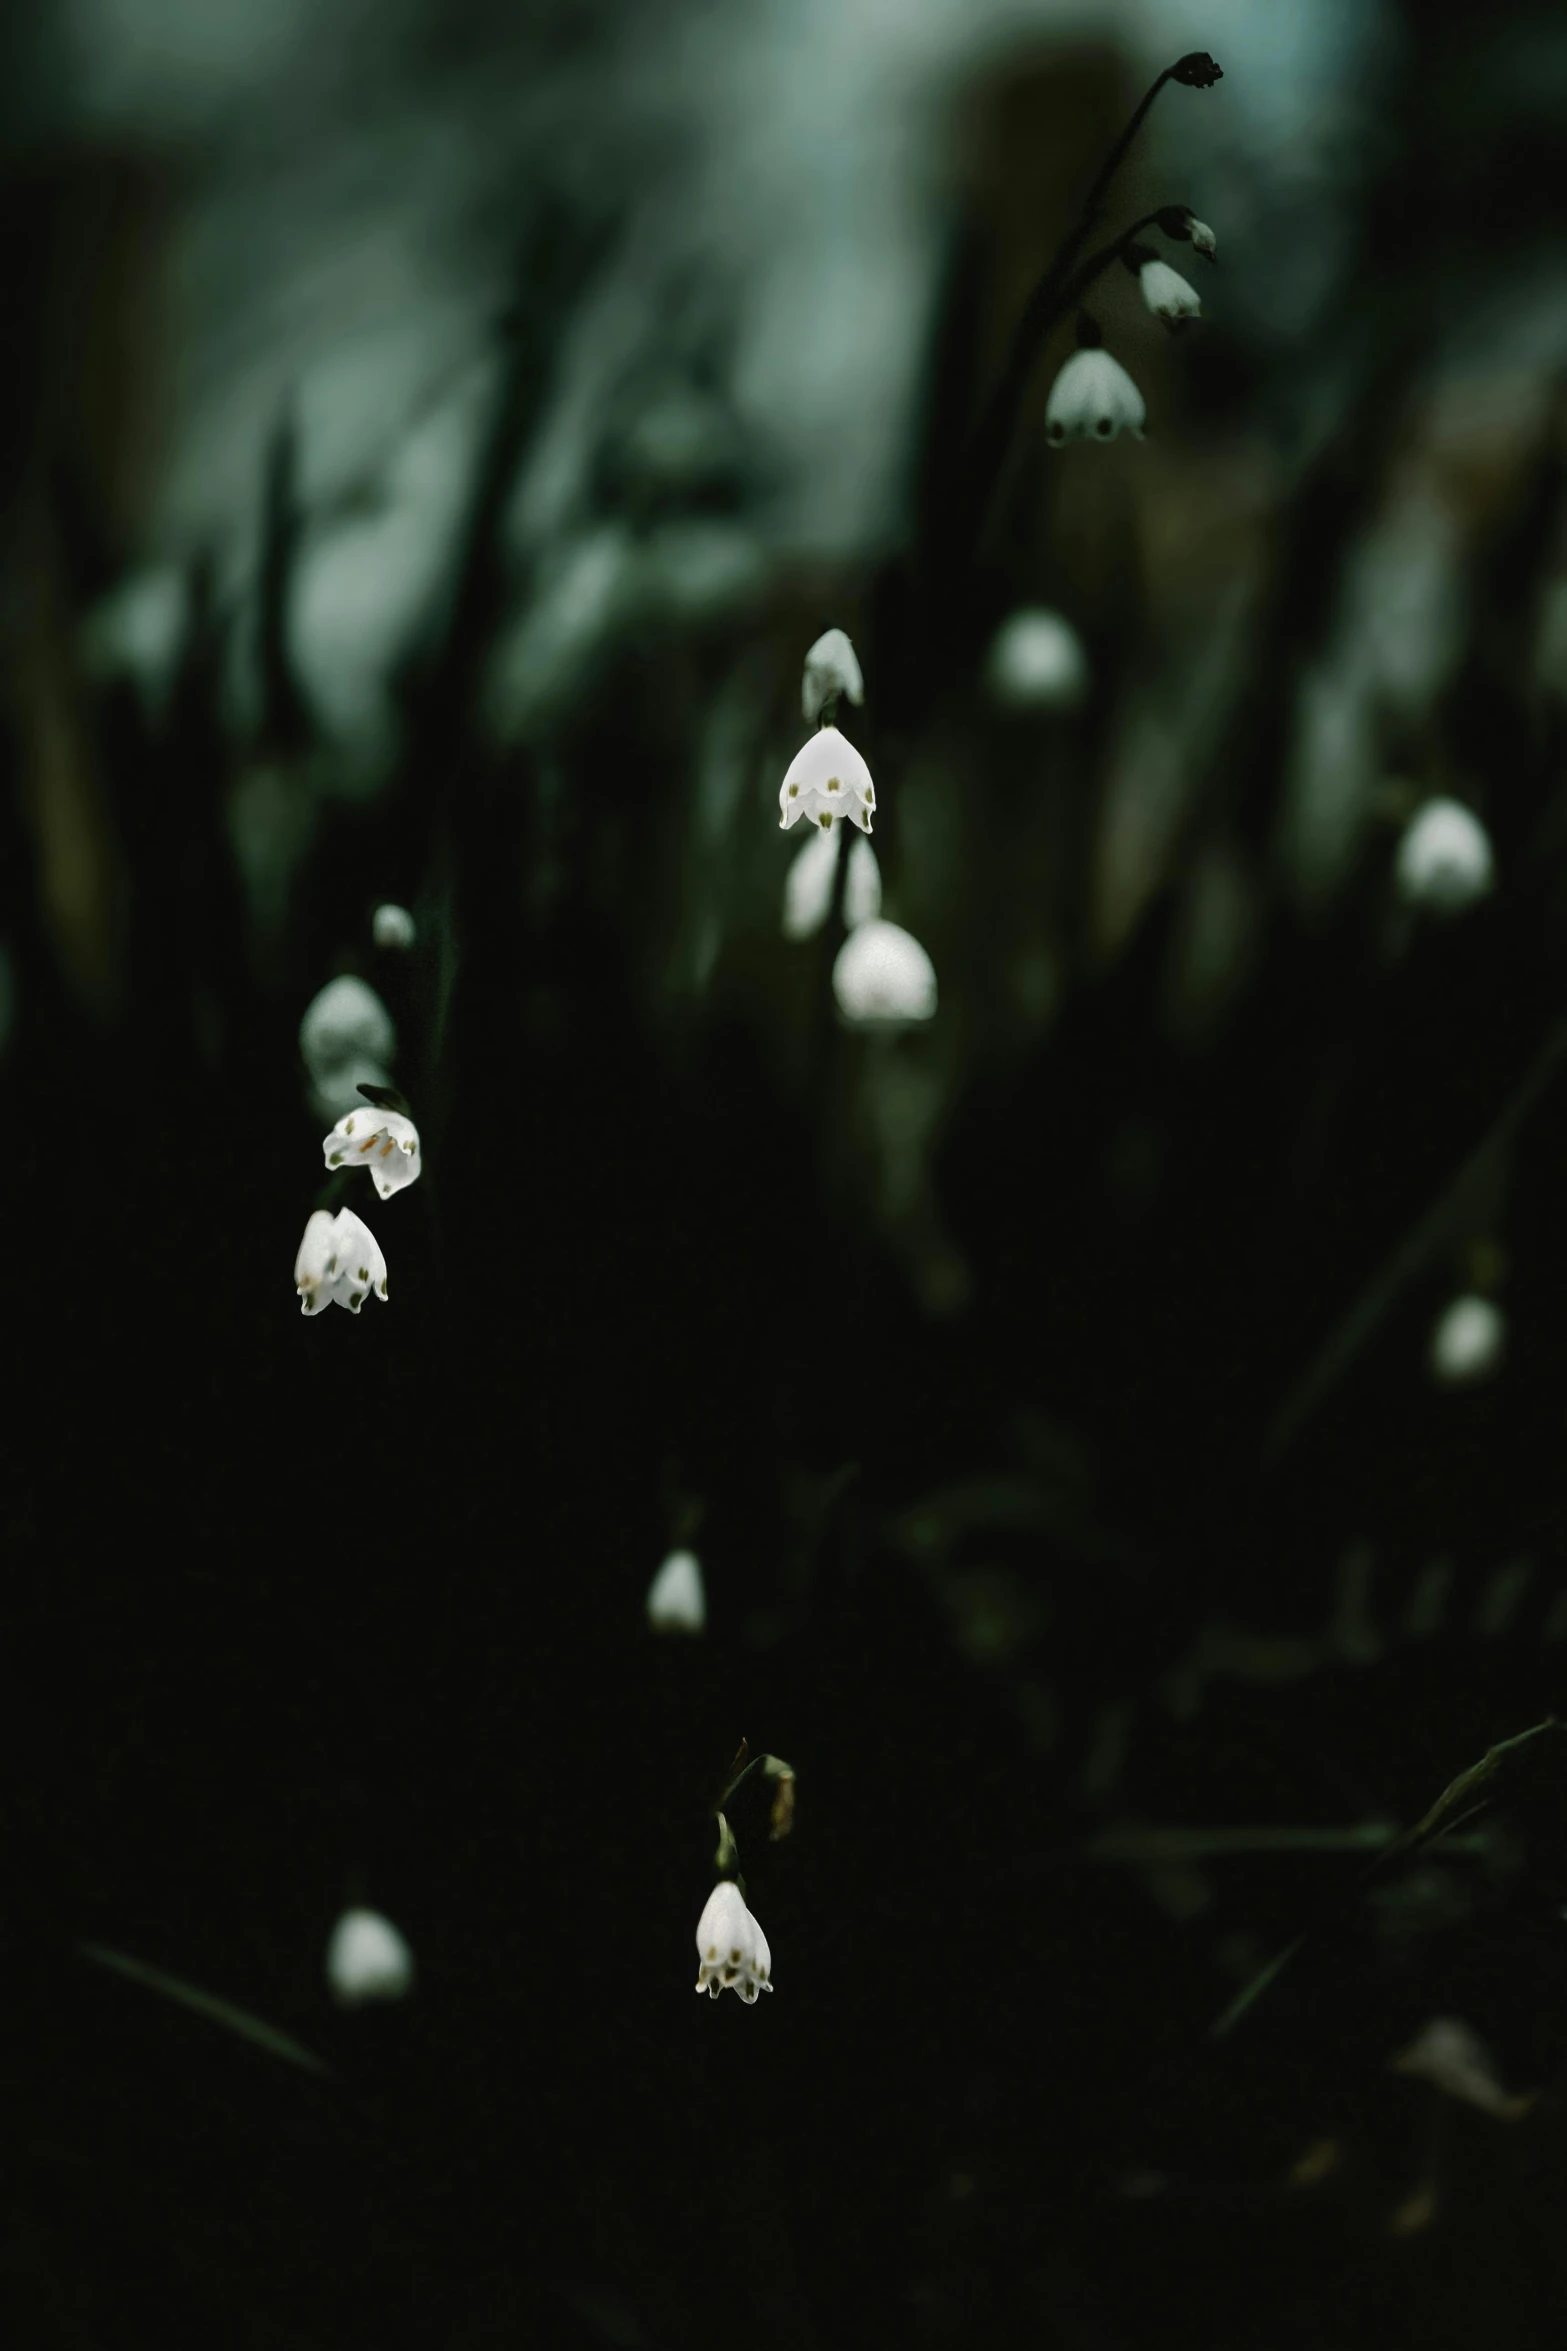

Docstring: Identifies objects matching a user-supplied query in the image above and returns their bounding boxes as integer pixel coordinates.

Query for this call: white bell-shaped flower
[778,725,875,834]
[1394,797,1494,914]
[1139,258,1202,328]
[646,1549,706,1634]
[694,1881,772,2003]
[802,627,865,723]
[325,1906,415,2007]
[322,1106,422,1200]
[299,975,396,1075]
[832,918,937,1028]
[1044,348,1146,445]
[1188,217,1217,260]
[985,608,1090,712]
[1429,1294,1504,1386]
[782,826,882,940]
[372,902,416,950]
[295,1208,389,1316]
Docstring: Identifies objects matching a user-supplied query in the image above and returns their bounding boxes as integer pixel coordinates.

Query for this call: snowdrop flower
[694,1881,772,2003]
[1393,2017,1535,2120]
[1429,1294,1504,1386]
[1188,218,1218,260]
[325,1907,415,2007]
[985,608,1089,712]
[372,902,416,950]
[300,975,396,1074]
[646,1548,706,1634]
[783,825,882,940]
[1394,797,1494,914]
[322,1106,422,1200]
[1045,348,1145,446]
[1138,258,1202,329]
[802,627,865,723]
[778,725,875,834]
[295,1208,389,1316]
[832,919,937,1028]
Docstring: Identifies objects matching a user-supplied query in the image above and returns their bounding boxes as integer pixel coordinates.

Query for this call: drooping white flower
[300,975,396,1074]
[693,1881,772,2003]
[1392,2017,1535,2121]
[325,1907,415,2007]
[782,826,882,940]
[1044,349,1146,445]
[778,726,875,834]
[985,608,1090,712]
[1139,258,1202,328]
[1394,797,1495,914]
[832,919,937,1028]
[802,628,865,723]
[322,1106,422,1200]
[1188,218,1217,260]
[372,902,416,950]
[1429,1294,1504,1386]
[646,1549,706,1634]
[295,1208,389,1316]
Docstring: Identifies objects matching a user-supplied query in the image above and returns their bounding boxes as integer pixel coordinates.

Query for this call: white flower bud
[372,903,416,950]
[325,1907,415,2007]
[782,826,882,940]
[1429,1294,1504,1386]
[801,627,865,723]
[299,975,396,1076]
[694,1881,772,2003]
[985,608,1089,712]
[1392,2017,1535,2120]
[1138,258,1202,328]
[778,725,876,835]
[295,1208,389,1316]
[1394,798,1494,914]
[831,918,937,1028]
[322,1107,422,1200]
[1188,218,1217,260]
[1044,349,1146,446]
[646,1548,706,1634]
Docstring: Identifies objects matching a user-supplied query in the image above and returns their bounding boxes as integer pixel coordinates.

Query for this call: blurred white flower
[832,918,937,1027]
[1394,797,1494,913]
[322,1107,421,1200]
[694,1881,772,2003]
[300,975,398,1123]
[1188,217,1217,260]
[1393,2017,1535,2120]
[373,902,416,950]
[325,1907,415,2007]
[295,1208,389,1316]
[778,725,876,834]
[646,1549,706,1634]
[1138,259,1202,328]
[985,608,1089,712]
[782,826,882,939]
[300,975,396,1073]
[802,627,865,723]
[1429,1294,1504,1386]
[1045,349,1146,445]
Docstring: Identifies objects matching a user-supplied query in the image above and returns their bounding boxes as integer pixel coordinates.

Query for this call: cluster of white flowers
[777,631,938,1029]
[693,1881,772,2003]
[1043,208,1217,445]
[293,974,424,1318]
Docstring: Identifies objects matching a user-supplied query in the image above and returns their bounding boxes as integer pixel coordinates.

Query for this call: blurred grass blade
[76,1940,330,2076]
